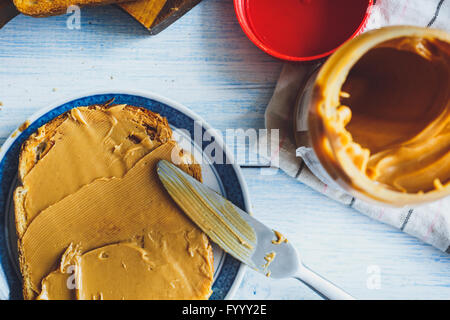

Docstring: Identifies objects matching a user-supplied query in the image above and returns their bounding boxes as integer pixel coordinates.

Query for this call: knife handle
[0,0,18,29]
[294,264,355,300]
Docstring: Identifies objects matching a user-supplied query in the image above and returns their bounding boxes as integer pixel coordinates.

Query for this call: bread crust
[13,0,132,17]
[14,103,205,299]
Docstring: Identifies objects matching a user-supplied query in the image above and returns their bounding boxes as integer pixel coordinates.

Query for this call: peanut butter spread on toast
[21,104,171,225]
[15,105,214,300]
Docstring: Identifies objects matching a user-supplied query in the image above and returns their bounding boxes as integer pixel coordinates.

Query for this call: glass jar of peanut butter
[297,26,450,206]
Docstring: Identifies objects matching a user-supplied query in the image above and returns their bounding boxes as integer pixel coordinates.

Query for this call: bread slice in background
[13,0,132,17]
[14,103,205,299]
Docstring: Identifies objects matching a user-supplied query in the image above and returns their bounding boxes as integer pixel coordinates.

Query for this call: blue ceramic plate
[0,91,249,300]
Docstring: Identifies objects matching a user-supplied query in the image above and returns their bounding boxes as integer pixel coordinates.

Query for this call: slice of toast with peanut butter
[14,103,213,300]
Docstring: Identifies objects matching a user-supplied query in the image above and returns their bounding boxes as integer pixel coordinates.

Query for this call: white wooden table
[1,0,449,300]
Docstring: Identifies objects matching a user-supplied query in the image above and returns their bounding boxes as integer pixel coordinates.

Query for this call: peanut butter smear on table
[17,106,214,300]
[321,36,450,196]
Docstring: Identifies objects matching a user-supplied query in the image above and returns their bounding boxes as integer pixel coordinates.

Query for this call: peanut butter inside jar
[309,26,450,206]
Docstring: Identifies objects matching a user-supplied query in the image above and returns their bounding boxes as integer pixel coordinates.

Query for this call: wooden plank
[148,0,202,34]
[119,0,167,31]
[0,0,18,28]
[119,0,202,34]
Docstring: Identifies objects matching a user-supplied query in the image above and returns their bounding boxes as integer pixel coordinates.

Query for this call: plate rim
[0,89,250,300]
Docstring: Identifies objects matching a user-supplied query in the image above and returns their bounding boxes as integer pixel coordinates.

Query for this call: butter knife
[157,160,355,300]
